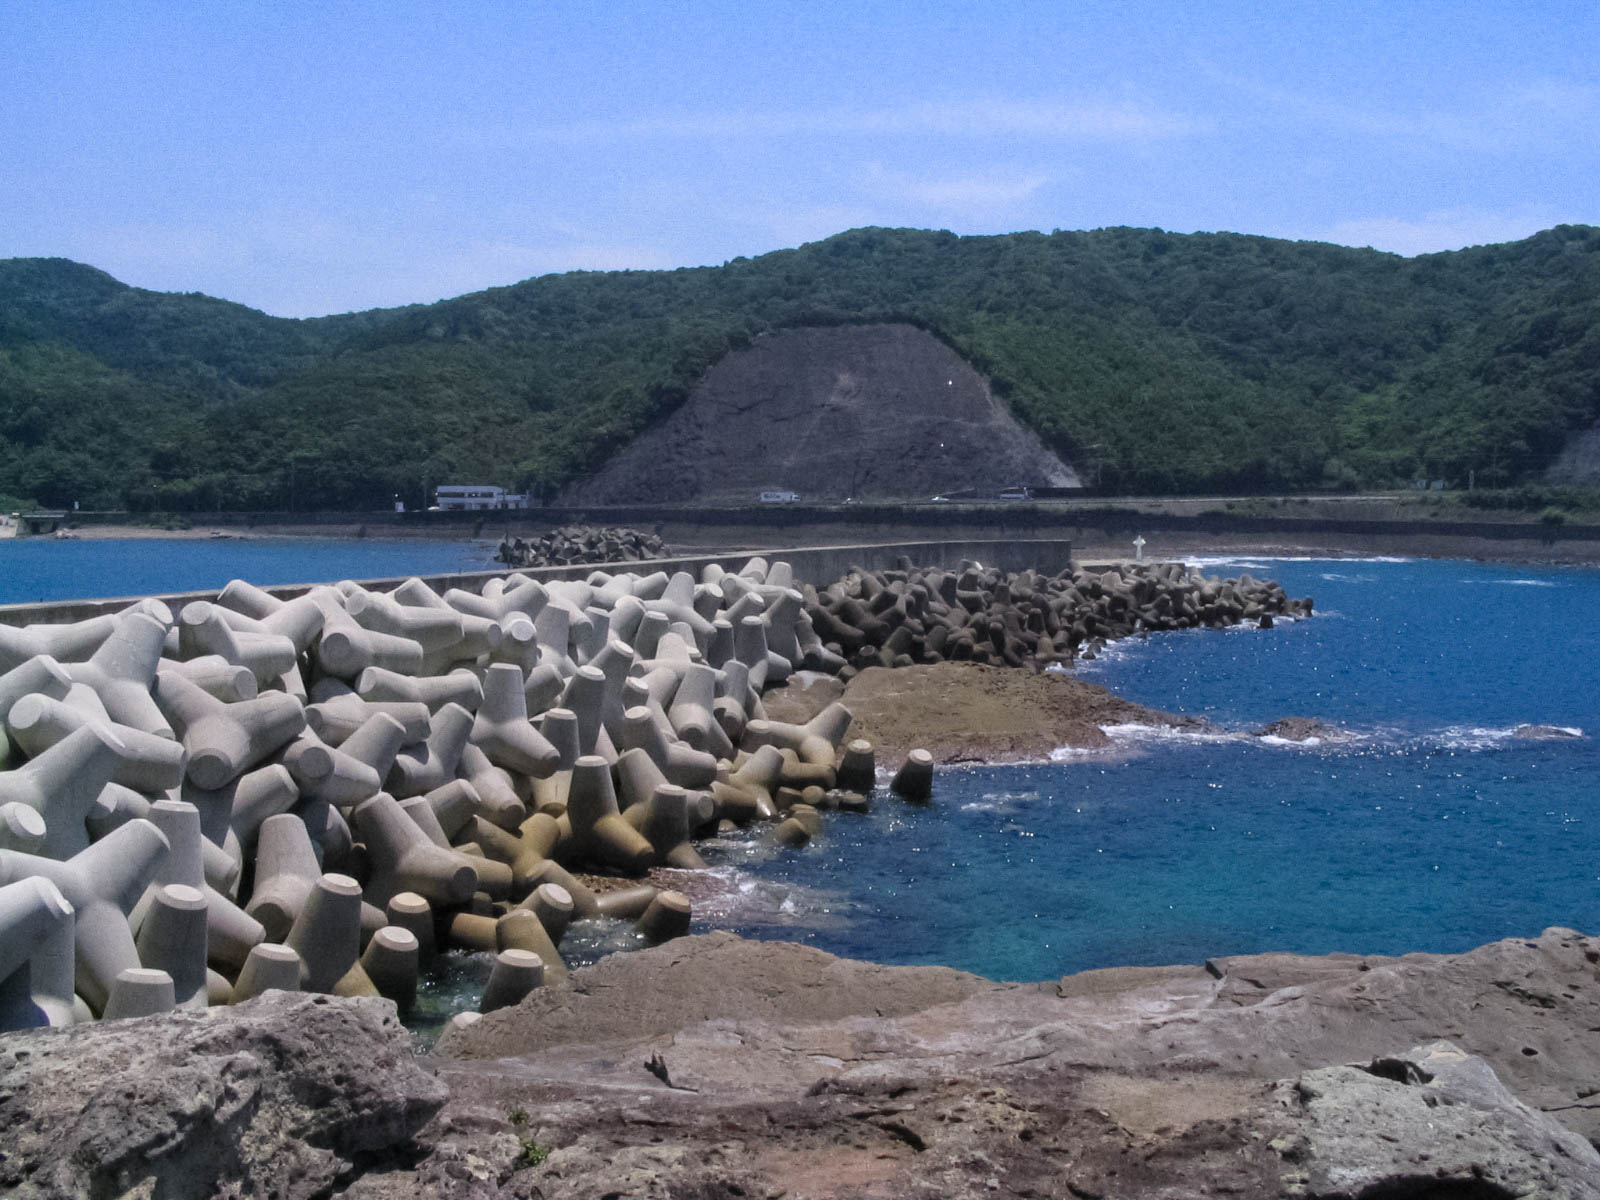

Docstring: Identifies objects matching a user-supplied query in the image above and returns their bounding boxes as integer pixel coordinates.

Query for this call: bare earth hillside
[559,323,1079,504]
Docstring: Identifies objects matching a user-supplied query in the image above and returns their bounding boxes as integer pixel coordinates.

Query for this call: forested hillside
[2,224,1597,510]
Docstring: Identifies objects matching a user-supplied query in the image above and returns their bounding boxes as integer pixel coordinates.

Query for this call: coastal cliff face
[10,929,1587,1198]
[558,323,1079,506]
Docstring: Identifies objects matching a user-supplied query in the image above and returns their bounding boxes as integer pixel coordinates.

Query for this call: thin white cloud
[860,162,1051,219]
[1322,209,1564,257]
[1213,71,1599,154]
[475,95,1206,147]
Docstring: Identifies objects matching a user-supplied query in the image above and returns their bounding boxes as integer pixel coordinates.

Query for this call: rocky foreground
[5,928,1597,1198]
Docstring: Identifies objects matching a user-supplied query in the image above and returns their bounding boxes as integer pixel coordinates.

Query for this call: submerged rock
[1513,722,1583,740]
[1252,716,1346,743]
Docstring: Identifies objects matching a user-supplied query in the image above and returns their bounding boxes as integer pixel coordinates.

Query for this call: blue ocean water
[713,557,1600,981]
[0,536,497,603]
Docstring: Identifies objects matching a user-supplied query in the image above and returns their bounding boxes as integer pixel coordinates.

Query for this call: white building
[433,485,530,511]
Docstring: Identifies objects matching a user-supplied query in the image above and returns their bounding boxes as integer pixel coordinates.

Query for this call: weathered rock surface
[1277,1040,1600,1198]
[0,991,446,1200]
[384,926,1600,1198]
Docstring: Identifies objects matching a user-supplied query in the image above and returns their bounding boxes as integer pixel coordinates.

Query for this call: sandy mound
[762,660,1190,766]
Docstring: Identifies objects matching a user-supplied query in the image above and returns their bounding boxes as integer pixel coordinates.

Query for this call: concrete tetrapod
[356,665,483,713]
[177,601,298,687]
[100,967,176,1020]
[531,605,576,677]
[479,948,545,1013]
[0,723,125,860]
[353,793,478,909]
[558,666,608,758]
[835,738,876,792]
[224,764,302,856]
[0,615,117,673]
[495,909,566,982]
[633,783,707,869]
[635,890,693,945]
[360,925,420,1013]
[489,612,540,675]
[0,655,74,730]
[311,591,425,679]
[455,814,542,896]
[0,804,46,854]
[305,692,430,746]
[520,858,600,920]
[518,882,574,944]
[615,747,716,833]
[245,813,323,942]
[890,749,935,802]
[345,590,464,655]
[388,702,474,798]
[137,799,263,971]
[471,663,560,778]
[422,779,480,841]
[522,662,565,717]
[215,581,327,653]
[0,875,75,1032]
[0,817,171,1013]
[329,710,411,790]
[384,892,437,966]
[1,876,83,1028]
[711,744,785,823]
[9,691,187,794]
[620,705,719,788]
[562,756,653,873]
[284,872,363,994]
[155,669,306,791]
[456,743,527,831]
[229,942,302,1003]
[134,883,210,1011]
[665,663,719,751]
[586,639,636,744]
[280,729,382,807]
[398,798,513,900]
[61,612,173,739]
[538,707,582,772]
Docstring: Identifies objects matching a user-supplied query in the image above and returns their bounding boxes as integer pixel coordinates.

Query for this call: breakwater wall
[0,539,1073,628]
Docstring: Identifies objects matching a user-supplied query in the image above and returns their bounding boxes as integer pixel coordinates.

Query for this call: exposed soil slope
[559,323,1078,505]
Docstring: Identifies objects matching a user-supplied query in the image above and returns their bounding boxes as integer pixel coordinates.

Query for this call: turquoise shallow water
[712,557,1600,981]
[0,536,496,603]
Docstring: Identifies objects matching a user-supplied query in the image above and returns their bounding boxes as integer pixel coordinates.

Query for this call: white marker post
[1132,534,1146,562]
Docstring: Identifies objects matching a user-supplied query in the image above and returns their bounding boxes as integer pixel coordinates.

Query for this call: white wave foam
[1182,554,1411,569]
[1482,579,1561,588]
[1100,722,1244,746]
[1433,725,1524,751]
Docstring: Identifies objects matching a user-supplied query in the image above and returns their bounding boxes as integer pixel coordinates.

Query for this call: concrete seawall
[0,538,1073,626]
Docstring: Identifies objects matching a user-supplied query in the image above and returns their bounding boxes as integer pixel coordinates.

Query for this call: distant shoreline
[13,514,1600,569]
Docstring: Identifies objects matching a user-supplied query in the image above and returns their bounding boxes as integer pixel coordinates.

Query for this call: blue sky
[4,1,1597,317]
